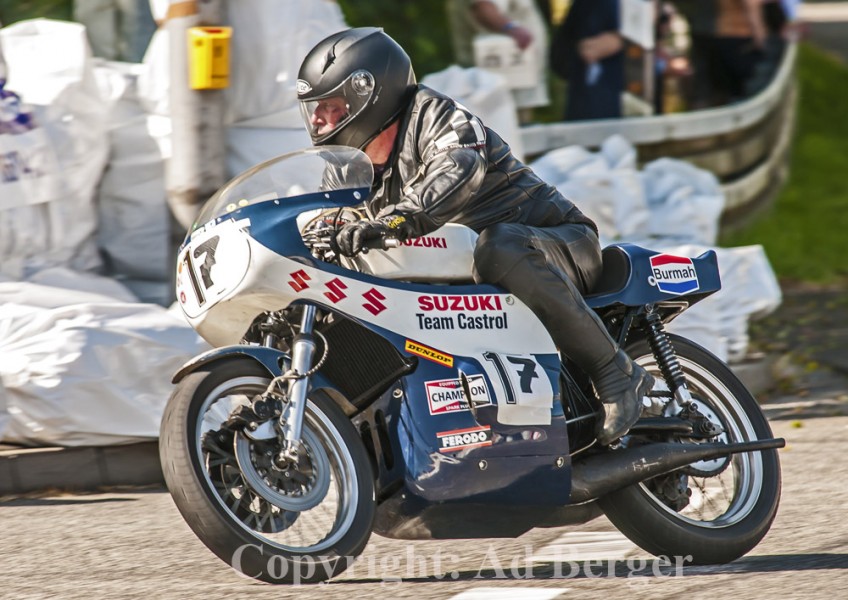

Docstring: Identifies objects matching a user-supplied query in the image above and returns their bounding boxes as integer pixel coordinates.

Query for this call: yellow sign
[405,340,454,368]
[188,26,232,89]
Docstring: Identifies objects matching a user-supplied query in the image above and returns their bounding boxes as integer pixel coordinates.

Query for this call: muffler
[569,438,785,503]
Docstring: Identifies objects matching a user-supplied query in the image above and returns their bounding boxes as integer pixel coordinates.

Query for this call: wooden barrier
[520,43,798,230]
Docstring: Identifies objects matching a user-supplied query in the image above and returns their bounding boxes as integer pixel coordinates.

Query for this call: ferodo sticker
[405,340,454,367]
[649,254,700,295]
[437,426,492,453]
[425,375,491,415]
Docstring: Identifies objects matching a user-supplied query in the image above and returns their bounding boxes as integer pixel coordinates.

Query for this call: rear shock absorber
[643,306,693,407]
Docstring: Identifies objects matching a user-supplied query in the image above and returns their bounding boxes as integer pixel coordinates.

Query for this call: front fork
[243,305,318,453]
[280,305,317,450]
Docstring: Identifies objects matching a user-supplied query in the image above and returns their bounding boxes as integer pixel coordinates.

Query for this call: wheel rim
[634,354,764,528]
[195,376,359,552]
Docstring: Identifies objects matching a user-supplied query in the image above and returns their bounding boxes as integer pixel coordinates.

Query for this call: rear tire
[159,358,375,583]
[598,335,781,564]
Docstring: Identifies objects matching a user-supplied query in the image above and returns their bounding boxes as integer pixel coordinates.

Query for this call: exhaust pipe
[569,438,785,503]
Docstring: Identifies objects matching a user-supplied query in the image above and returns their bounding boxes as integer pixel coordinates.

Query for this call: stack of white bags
[529,135,781,363]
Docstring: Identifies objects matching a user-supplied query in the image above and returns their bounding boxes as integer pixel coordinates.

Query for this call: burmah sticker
[649,254,700,295]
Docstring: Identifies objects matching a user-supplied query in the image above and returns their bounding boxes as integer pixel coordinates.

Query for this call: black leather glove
[334,214,412,257]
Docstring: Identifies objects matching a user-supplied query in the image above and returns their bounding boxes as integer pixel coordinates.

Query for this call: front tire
[159,358,375,583]
[598,335,781,564]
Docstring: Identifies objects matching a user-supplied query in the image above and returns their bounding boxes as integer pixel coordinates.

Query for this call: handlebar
[302,227,402,259]
[363,236,402,251]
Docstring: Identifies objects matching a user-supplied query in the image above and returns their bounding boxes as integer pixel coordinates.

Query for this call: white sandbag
[529,144,598,184]
[0,19,109,277]
[659,243,782,363]
[0,125,61,210]
[227,125,311,180]
[94,61,172,281]
[0,267,138,307]
[0,277,209,446]
[641,158,725,245]
[529,135,649,244]
[422,65,525,160]
[224,0,347,126]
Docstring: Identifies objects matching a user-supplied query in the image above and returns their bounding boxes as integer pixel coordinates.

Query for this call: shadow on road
[330,553,848,585]
[681,553,848,574]
[0,496,139,508]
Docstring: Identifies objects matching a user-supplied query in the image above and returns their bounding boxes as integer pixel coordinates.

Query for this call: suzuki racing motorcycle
[160,146,783,584]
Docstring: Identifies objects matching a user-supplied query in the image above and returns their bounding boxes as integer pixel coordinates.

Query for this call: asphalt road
[1,368,846,600]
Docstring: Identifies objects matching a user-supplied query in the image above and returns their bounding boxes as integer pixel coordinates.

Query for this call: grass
[718,43,848,285]
[0,0,70,24]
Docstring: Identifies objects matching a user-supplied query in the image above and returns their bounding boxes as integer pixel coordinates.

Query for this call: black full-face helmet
[297,27,417,150]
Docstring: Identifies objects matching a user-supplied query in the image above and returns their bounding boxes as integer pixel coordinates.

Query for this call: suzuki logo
[288,270,311,292]
[362,288,387,315]
[324,278,348,303]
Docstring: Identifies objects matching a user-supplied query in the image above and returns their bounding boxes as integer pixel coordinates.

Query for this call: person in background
[446,0,550,123]
[676,0,766,109]
[297,27,655,446]
[549,0,624,121]
[74,0,157,62]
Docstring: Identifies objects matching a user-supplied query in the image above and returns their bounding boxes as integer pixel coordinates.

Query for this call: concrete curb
[0,441,162,496]
[0,359,778,497]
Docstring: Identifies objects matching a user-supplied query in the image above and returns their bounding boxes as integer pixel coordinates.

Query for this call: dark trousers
[473,222,618,376]
[690,34,763,107]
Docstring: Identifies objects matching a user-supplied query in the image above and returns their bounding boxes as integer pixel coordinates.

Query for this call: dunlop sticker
[405,340,454,367]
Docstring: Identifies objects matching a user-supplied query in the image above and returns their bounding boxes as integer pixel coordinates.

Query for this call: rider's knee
[473,223,528,283]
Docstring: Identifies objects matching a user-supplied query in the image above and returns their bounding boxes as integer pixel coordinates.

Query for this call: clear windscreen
[192,146,374,229]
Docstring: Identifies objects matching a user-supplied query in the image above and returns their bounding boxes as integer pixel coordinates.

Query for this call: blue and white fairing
[174,146,722,510]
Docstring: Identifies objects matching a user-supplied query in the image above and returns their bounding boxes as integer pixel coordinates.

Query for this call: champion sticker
[649,254,700,295]
[437,426,492,453]
[296,79,312,95]
[405,340,454,367]
[425,375,491,415]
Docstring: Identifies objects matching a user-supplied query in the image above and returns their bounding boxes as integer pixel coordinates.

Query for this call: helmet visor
[299,69,376,146]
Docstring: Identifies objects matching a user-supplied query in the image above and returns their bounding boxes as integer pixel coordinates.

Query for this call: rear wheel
[598,335,781,564]
[159,358,375,583]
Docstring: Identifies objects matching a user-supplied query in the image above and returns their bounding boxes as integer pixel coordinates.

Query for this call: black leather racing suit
[368,85,621,377]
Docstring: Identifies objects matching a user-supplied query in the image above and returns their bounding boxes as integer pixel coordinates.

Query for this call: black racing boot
[592,350,655,445]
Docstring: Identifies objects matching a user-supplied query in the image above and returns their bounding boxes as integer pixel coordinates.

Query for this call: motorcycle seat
[586,245,631,298]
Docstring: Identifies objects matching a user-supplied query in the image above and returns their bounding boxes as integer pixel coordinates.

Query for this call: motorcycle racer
[296,27,653,446]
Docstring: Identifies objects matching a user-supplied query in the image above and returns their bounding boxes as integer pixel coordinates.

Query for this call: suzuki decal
[362,288,387,315]
[401,236,447,248]
[324,278,348,303]
[288,269,311,292]
[418,295,503,311]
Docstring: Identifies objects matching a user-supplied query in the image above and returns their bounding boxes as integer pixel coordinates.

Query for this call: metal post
[643,0,657,113]
[165,0,227,295]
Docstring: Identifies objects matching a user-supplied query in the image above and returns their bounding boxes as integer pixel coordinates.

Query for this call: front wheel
[159,358,375,583]
[598,335,782,564]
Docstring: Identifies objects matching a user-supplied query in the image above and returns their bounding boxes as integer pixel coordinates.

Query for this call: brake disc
[235,425,331,511]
